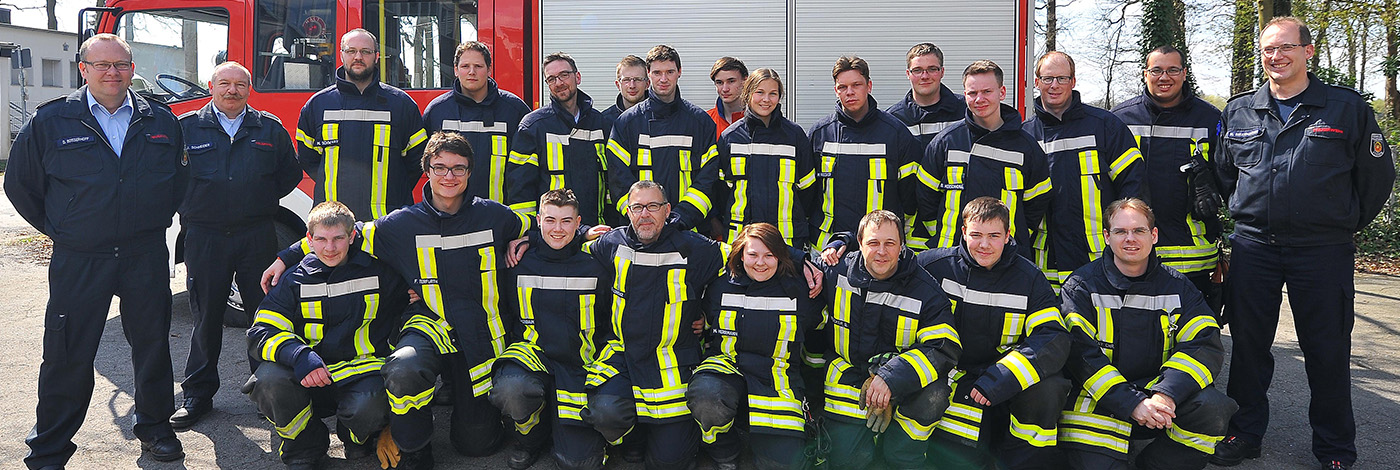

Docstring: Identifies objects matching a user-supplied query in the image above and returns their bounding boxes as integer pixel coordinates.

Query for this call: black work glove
[1184,155,1222,221]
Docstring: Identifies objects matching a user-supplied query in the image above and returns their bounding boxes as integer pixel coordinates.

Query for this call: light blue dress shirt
[86,90,134,158]
[216,106,247,139]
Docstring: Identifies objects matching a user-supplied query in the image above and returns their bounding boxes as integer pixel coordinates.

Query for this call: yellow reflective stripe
[510,201,538,217]
[255,309,295,332]
[797,169,817,189]
[1010,413,1057,447]
[508,150,538,166]
[1066,312,1096,337]
[405,128,428,153]
[353,293,379,356]
[819,155,836,234]
[696,355,740,375]
[515,406,544,435]
[518,286,539,343]
[300,301,323,346]
[547,142,567,190]
[1003,167,1024,236]
[491,135,509,202]
[389,384,435,414]
[1085,365,1127,401]
[1108,148,1142,180]
[585,341,623,387]
[867,158,887,214]
[699,414,735,444]
[1001,312,1025,348]
[1161,315,1174,364]
[700,145,718,166]
[895,315,917,349]
[677,150,691,193]
[1176,315,1218,343]
[1167,423,1223,453]
[658,270,686,388]
[371,124,391,219]
[777,158,797,242]
[894,409,935,441]
[915,323,961,347]
[322,123,340,202]
[681,187,713,216]
[558,389,587,421]
[633,384,689,419]
[896,348,938,388]
[469,358,496,396]
[916,165,940,189]
[717,309,738,357]
[996,350,1041,390]
[260,331,301,362]
[275,403,314,439]
[501,342,547,372]
[749,411,805,432]
[578,294,598,363]
[937,166,965,248]
[1080,174,1105,258]
[833,283,855,361]
[327,356,385,382]
[479,246,506,357]
[1163,352,1213,389]
[1059,427,1129,454]
[1096,305,1115,362]
[898,161,919,179]
[772,313,797,393]
[296,128,321,153]
[607,139,633,166]
[1024,175,1052,200]
[1025,307,1065,332]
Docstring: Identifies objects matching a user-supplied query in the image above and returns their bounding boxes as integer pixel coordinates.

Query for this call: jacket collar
[334,66,383,97]
[619,212,682,249]
[418,183,473,219]
[714,96,744,123]
[550,89,595,124]
[902,85,962,114]
[1032,89,1087,124]
[196,101,263,131]
[60,85,159,121]
[644,88,686,117]
[957,237,1020,273]
[1100,250,1164,291]
[1248,72,1329,110]
[743,104,786,129]
[304,247,375,274]
[836,95,881,127]
[1140,84,1199,114]
[452,77,502,106]
[528,226,584,261]
[965,103,1025,134]
[845,246,918,288]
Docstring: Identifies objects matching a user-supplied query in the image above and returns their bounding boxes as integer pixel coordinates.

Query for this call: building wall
[3,23,83,162]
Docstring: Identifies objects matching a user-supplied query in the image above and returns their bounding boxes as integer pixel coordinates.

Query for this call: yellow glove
[858,374,893,433]
[376,426,400,469]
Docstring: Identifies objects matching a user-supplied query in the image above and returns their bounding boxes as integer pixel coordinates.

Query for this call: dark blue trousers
[181,224,276,400]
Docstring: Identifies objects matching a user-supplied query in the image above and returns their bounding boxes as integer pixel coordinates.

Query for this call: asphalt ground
[0,181,1397,469]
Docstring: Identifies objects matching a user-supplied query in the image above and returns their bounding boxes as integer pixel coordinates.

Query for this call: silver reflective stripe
[731,143,797,157]
[908,122,951,136]
[1090,293,1181,311]
[947,150,971,164]
[324,109,391,123]
[638,134,693,148]
[615,245,687,266]
[971,143,1025,166]
[822,142,887,156]
[1127,125,1209,140]
[1040,135,1098,154]
[571,129,605,141]
[441,120,507,133]
[517,275,598,291]
[836,274,857,293]
[940,279,1027,309]
[866,291,923,314]
[545,133,572,145]
[720,293,797,311]
[415,231,494,250]
[301,276,380,298]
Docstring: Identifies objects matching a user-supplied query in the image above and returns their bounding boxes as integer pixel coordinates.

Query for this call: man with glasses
[296,28,428,222]
[424,41,532,204]
[1212,17,1396,470]
[506,52,613,226]
[1111,46,1225,315]
[1024,51,1147,292]
[7,33,189,468]
[603,55,649,128]
[171,62,301,431]
[888,43,964,149]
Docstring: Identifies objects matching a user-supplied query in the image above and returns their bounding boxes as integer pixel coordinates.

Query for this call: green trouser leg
[823,419,875,470]
[878,419,928,470]
[926,435,996,470]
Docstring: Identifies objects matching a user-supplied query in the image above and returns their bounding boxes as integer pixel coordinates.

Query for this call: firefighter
[707,56,748,137]
[6,33,189,468]
[715,68,818,248]
[917,197,1070,470]
[1023,51,1148,291]
[577,180,728,470]
[172,62,302,431]
[506,52,613,226]
[687,223,823,470]
[604,45,724,237]
[245,201,409,470]
[887,42,964,149]
[263,131,534,469]
[1058,198,1235,470]
[917,60,1052,257]
[808,57,924,250]
[602,55,649,128]
[1213,17,1396,470]
[295,28,428,222]
[423,41,532,204]
[488,189,613,470]
[1111,45,1224,314]
[815,210,961,470]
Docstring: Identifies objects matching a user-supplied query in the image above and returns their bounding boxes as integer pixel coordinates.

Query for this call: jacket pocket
[1223,127,1267,167]
[1301,127,1348,167]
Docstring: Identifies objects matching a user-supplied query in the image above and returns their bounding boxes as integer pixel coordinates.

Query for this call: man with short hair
[604,45,723,236]
[917,60,1051,255]
[246,201,408,470]
[1111,45,1224,314]
[296,28,427,222]
[6,33,189,468]
[507,52,613,226]
[489,189,613,470]
[1024,51,1148,291]
[707,56,748,137]
[602,55,649,127]
[424,41,533,204]
[1058,198,1235,470]
[816,209,960,470]
[172,61,302,430]
[578,180,728,469]
[808,56,925,249]
[888,43,964,148]
[1213,17,1396,470]
[918,197,1070,470]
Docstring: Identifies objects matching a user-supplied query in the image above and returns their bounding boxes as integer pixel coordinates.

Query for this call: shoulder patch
[1371,133,1385,158]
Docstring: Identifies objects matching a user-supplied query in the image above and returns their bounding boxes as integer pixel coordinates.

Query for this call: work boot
[398,443,436,470]
[1209,435,1261,466]
[1321,460,1352,470]
[506,442,543,469]
[170,397,213,430]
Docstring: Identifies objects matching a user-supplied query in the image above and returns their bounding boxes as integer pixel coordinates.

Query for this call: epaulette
[259,110,284,125]
[178,109,201,120]
[1227,89,1258,102]
[35,95,69,109]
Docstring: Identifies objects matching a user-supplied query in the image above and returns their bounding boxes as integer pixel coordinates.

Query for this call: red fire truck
[84,0,1034,321]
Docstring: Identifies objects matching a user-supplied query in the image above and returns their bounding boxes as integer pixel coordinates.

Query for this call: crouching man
[245,201,409,469]
[1058,198,1235,470]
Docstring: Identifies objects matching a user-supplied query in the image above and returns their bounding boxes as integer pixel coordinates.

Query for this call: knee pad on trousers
[554,448,606,470]
[898,381,952,425]
[685,374,739,431]
[580,394,636,444]
[488,369,547,422]
[382,347,437,400]
[1182,387,1238,434]
[247,363,306,419]
[337,390,389,443]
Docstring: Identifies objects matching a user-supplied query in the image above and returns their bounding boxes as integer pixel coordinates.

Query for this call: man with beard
[423,41,532,204]
[602,55,649,128]
[1111,46,1224,314]
[295,28,427,222]
[507,52,613,226]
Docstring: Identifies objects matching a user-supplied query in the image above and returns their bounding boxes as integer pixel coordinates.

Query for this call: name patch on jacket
[57,135,95,147]
[315,139,339,147]
[187,142,213,152]
[146,133,172,143]
[251,139,275,149]
[1305,125,1345,138]
[1225,128,1264,140]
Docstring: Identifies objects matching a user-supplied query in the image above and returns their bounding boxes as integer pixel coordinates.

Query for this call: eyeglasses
[1107,227,1152,238]
[544,70,576,85]
[619,76,647,84]
[429,165,469,177]
[1260,43,1304,55]
[1146,67,1184,77]
[1037,75,1073,85]
[341,48,377,57]
[908,66,944,76]
[82,61,133,72]
[627,202,668,213]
